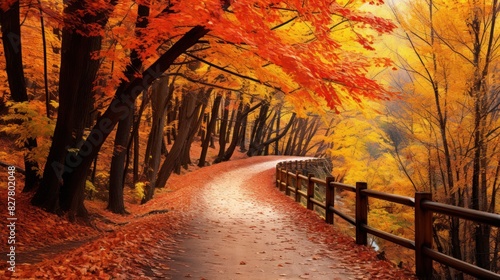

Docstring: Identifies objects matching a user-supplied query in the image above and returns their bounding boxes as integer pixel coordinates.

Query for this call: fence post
[325,177,335,224]
[276,166,280,189]
[280,165,287,192]
[295,171,300,202]
[355,182,368,245]
[415,192,433,280]
[307,174,314,210]
[285,170,291,196]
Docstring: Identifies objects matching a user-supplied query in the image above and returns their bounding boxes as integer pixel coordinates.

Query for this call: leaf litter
[1,156,415,279]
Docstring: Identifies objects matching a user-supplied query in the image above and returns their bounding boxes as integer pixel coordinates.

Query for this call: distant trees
[387,0,500,277]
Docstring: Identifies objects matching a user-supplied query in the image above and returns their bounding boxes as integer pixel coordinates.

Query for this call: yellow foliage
[1,101,54,175]
[85,180,98,193]
[134,182,146,202]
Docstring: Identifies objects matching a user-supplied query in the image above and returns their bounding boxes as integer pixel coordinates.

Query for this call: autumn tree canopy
[0,0,397,218]
[381,0,500,276]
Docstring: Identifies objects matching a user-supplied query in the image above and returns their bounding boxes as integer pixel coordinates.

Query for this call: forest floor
[1,155,416,279]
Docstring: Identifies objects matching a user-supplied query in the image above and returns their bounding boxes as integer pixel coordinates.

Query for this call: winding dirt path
[163,158,356,280]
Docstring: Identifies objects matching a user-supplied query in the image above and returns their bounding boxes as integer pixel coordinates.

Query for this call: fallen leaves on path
[1,166,201,279]
[1,156,415,279]
[243,164,416,279]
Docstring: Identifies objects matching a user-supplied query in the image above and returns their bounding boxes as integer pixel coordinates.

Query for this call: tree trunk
[261,110,277,155]
[274,107,281,155]
[221,99,263,161]
[214,94,230,163]
[180,92,208,169]
[300,116,320,156]
[248,113,296,156]
[107,107,132,214]
[469,2,497,269]
[35,25,208,217]
[143,76,171,190]
[284,129,293,155]
[199,92,221,167]
[247,102,269,156]
[226,102,236,143]
[108,4,150,214]
[37,0,51,119]
[285,119,299,155]
[151,89,206,200]
[0,0,41,192]
[166,96,179,144]
[32,1,114,215]
[315,117,335,157]
[239,111,248,152]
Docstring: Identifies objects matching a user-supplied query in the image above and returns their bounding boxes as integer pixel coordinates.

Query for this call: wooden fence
[276,159,500,280]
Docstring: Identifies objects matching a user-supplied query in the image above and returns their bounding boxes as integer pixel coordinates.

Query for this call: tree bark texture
[0,1,41,192]
[33,24,208,217]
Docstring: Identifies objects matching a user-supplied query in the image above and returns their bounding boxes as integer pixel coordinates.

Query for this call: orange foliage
[77,0,396,110]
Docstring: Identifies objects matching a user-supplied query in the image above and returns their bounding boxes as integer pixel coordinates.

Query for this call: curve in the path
[164,157,353,280]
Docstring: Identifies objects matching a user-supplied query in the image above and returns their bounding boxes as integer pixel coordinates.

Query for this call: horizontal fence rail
[275,159,500,280]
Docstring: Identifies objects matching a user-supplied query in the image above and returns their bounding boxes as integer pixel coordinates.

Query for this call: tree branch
[183,52,283,92]
[271,16,298,30]
[170,73,242,92]
[0,161,25,174]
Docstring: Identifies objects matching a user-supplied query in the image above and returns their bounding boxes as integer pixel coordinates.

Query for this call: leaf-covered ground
[1,156,416,279]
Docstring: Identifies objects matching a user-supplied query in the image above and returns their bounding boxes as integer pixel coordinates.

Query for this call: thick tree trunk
[32,1,113,214]
[107,108,132,214]
[472,106,491,269]
[35,25,208,217]
[143,76,171,190]
[133,122,140,184]
[108,4,150,214]
[0,1,41,192]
